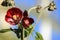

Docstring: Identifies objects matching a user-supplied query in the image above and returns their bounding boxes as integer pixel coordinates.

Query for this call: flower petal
[23,10,28,17]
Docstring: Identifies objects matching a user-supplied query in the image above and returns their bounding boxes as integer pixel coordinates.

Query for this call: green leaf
[24,30,29,37]
[0,29,11,33]
[26,25,34,35]
[35,36,40,40]
[35,32,43,40]
[24,25,34,37]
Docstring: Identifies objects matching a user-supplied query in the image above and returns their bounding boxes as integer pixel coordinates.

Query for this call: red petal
[23,10,28,17]
[7,7,22,19]
[6,12,12,17]
[29,18,34,24]
[5,17,15,25]
[22,17,29,28]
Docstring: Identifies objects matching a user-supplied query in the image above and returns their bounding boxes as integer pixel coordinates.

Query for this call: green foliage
[0,29,11,33]
[24,25,34,37]
[35,32,43,40]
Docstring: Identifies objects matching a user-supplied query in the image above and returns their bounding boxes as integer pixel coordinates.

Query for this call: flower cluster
[5,7,34,29]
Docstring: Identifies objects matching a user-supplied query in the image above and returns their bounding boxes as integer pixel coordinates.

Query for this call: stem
[18,23,24,40]
[21,26,24,40]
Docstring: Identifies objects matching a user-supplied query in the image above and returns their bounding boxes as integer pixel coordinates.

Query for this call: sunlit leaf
[35,36,40,40]
[35,32,43,40]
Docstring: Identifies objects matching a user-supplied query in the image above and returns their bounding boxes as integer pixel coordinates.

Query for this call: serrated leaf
[35,32,43,40]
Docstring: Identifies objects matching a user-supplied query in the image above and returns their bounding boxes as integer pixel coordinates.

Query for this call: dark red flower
[5,7,22,25]
[23,10,28,18]
[22,17,34,29]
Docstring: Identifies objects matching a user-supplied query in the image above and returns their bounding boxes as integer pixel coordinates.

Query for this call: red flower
[22,17,34,29]
[22,10,34,29]
[5,7,22,25]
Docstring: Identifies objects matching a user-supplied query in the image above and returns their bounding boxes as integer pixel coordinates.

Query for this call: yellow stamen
[13,15,17,20]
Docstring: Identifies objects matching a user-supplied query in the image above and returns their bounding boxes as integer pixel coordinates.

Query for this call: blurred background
[0,0,60,40]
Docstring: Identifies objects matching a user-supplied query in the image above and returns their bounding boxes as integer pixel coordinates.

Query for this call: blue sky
[52,0,60,40]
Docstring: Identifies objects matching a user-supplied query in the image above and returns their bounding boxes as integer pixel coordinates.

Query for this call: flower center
[13,15,17,20]
[24,20,29,25]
